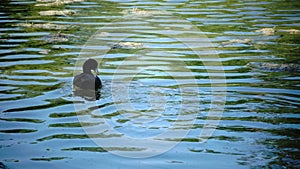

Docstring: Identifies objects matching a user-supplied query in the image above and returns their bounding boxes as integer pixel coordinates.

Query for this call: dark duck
[73,59,102,91]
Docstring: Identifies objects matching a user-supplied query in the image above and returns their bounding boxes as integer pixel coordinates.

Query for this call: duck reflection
[73,59,102,100]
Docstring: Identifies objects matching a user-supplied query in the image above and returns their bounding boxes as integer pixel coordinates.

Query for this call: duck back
[73,73,102,90]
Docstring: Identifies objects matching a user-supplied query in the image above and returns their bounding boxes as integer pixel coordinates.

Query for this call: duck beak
[91,69,99,76]
[95,69,99,75]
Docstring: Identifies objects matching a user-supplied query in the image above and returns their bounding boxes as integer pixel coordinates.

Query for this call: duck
[73,59,102,90]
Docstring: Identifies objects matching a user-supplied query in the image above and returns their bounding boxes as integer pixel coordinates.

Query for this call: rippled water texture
[0,0,300,169]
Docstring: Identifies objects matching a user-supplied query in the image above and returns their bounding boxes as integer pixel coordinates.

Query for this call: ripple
[0,118,44,123]
[37,132,123,142]
[0,60,54,67]
[0,129,37,133]
[31,157,69,161]
[62,146,145,152]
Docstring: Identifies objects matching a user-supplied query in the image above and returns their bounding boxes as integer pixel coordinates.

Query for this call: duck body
[73,59,102,91]
[73,72,102,90]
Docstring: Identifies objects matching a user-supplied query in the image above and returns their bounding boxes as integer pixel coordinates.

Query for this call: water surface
[0,0,299,168]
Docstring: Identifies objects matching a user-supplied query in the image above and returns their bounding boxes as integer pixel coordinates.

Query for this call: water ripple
[0,0,299,168]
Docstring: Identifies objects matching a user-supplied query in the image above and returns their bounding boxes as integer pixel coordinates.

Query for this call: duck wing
[73,73,98,90]
[95,76,102,89]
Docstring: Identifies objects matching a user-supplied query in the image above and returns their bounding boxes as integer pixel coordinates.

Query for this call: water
[1,0,300,168]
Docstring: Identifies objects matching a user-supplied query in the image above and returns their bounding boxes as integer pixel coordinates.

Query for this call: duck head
[83,59,98,74]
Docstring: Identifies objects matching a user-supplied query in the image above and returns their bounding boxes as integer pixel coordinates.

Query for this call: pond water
[0,0,299,168]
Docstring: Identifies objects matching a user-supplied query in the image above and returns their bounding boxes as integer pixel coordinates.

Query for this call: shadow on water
[73,88,101,101]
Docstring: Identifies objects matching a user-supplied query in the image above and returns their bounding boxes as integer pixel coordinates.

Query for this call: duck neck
[83,68,92,74]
